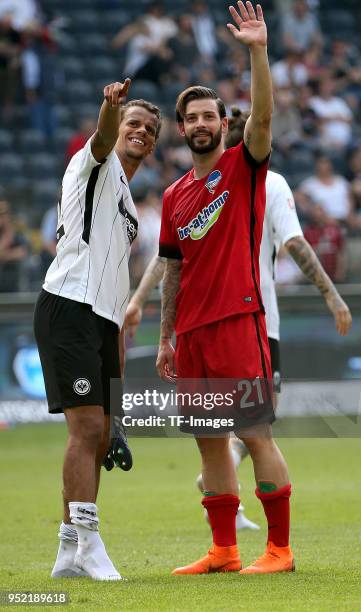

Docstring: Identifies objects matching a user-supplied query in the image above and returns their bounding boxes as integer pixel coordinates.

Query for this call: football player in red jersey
[156,1,294,575]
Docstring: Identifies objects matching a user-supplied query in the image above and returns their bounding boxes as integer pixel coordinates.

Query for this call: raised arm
[286,236,352,336]
[227,2,272,161]
[125,255,166,337]
[156,258,182,381]
[91,79,131,162]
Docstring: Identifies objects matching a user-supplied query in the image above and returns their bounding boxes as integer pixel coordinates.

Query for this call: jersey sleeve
[241,142,271,173]
[159,190,183,260]
[267,174,303,248]
[76,137,113,174]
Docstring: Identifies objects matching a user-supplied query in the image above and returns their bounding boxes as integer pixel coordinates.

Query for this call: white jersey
[260,171,303,341]
[44,138,138,329]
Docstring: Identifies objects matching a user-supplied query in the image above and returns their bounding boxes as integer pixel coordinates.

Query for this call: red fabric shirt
[159,142,269,335]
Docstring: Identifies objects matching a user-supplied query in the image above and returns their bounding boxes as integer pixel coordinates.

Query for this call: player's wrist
[160,335,172,345]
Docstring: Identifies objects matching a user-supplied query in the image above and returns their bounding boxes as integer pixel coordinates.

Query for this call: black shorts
[34,289,120,414]
[268,337,281,393]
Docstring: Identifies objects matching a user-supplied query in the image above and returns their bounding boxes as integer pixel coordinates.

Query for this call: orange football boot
[239,542,295,575]
[172,544,241,575]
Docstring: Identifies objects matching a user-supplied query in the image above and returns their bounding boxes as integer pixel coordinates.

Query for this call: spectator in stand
[272,87,303,153]
[21,21,59,137]
[344,66,361,120]
[112,3,177,82]
[168,14,199,78]
[0,0,38,32]
[142,2,177,46]
[191,1,218,62]
[0,13,21,121]
[112,16,174,86]
[39,205,57,276]
[271,50,309,89]
[281,0,322,54]
[328,38,360,92]
[296,84,320,148]
[303,205,345,282]
[298,154,351,224]
[310,75,353,150]
[65,116,97,166]
[0,200,29,292]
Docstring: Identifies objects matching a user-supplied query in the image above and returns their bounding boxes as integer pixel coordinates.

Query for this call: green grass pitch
[1,424,361,611]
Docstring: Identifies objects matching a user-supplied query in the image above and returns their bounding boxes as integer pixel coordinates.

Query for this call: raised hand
[104,78,131,108]
[227,1,267,47]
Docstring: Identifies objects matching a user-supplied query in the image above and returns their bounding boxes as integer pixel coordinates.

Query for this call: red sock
[202,494,240,547]
[256,483,291,547]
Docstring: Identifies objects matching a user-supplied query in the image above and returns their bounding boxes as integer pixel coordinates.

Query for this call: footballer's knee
[239,431,274,458]
[196,436,230,460]
[65,405,105,448]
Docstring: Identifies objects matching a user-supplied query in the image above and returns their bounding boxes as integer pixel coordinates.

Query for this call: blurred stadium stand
[0,0,360,291]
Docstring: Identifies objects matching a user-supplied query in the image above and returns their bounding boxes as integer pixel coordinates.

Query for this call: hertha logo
[205,170,222,194]
[73,378,91,395]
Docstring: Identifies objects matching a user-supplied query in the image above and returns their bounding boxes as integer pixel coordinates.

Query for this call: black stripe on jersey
[249,168,265,313]
[159,243,183,260]
[271,244,277,280]
[56,225,65,242]
[118,195,138,244]
[82,165,102,244]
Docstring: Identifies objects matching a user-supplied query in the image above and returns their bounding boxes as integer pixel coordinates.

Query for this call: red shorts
[176,312,271,380]
[175,313,273,434]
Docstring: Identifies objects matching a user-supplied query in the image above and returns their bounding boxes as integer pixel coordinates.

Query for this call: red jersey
[159,142,269,335]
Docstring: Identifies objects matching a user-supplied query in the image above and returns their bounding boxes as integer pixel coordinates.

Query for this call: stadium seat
[25,153,59,180]
[67,10,99,34]
[76,33,108,56]
[0,154,25,184]
[18,130,47,155]
[59,56,86,80]
[94,10,130,34]
[60,80,95,105]
[128,80,161,104]
[32,179,60,210]
[282,149,315,177]
[0,129,14,153]
[53,105,72,128]
[87,56,118,82]
[51,128,75,158]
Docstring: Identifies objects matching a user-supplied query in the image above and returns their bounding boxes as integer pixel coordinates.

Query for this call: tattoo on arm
[160,259,181,339]
[132,255,166,306]
[286,236,334,296]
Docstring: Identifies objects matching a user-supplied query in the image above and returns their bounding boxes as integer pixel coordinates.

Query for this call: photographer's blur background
[0,0,360,407]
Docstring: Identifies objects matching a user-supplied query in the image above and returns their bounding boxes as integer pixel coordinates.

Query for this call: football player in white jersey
[34,79,162,580]
[124,106,352,530]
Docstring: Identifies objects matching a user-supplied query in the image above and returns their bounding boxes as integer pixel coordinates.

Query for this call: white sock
[231,446,241,468]
[69,502,123,581]
[51,522,87,578]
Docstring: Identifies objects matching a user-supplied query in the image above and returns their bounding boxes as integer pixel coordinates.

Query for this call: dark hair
[120,99,162,139]
[175,86,226,123]
[225,106,250,149]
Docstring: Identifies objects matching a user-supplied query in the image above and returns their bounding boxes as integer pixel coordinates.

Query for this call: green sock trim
[258,481,277,493]
[203,491,218,497]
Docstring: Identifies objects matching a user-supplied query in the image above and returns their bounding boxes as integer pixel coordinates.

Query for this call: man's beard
[185,127,222,154]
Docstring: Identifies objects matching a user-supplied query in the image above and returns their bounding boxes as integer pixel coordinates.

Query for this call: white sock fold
[59,522,78,543]
[69,502,99,531]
